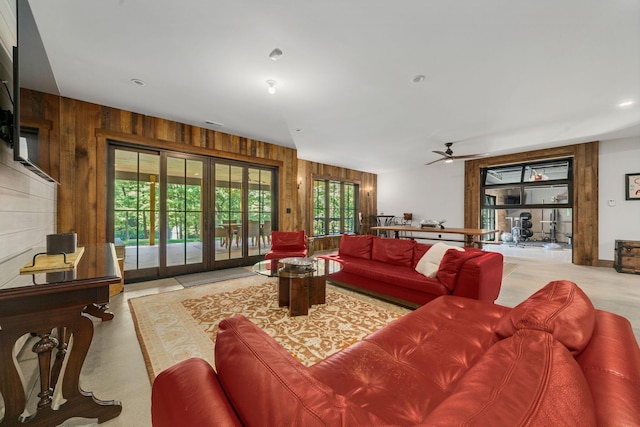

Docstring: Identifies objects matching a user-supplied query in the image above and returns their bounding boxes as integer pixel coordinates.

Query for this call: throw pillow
[415,242,464,278]
[437,249,484,290]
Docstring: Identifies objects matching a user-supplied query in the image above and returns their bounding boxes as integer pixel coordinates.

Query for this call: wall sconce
[367,187,372,196]
[297,177,302,189]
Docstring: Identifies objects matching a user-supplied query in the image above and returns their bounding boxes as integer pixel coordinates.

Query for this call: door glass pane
[484,187,522,205]
[214,163,243,260]
[114,150,160,271]
[344,183,356,233]
[484,166,523,185]
[313,180,325,237]
[248,168,273,256]
[524,160,570,182]
[328,181,340,235]
[524,185,569,205]
[167,157,203,267]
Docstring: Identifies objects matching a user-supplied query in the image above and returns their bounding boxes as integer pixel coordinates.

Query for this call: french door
[108,144,276,282]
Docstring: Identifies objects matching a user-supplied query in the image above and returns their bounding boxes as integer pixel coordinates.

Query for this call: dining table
[371,225,498,248]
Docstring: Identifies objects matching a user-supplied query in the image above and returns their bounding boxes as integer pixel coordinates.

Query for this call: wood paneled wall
[298,159,377,252]
[21,89,377,252]
[464,141,599,266]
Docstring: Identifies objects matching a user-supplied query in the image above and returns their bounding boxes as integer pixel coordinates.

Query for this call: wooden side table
[253,258,341,317]
[0,244,122,427]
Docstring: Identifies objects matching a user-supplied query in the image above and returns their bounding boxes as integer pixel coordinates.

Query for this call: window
[313,179,357,237]
[481,158,572,208]
[480,158,574,244]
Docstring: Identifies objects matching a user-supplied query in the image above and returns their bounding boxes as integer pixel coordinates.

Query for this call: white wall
[599,136,640,261]
[378,137,640,261]
[378,161,466,226]
[0,142,57,288]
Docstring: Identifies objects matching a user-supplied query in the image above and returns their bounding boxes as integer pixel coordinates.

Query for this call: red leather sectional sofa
[151,280,640,426]
[321,234,504,307]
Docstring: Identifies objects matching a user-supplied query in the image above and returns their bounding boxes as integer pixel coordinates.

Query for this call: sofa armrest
[215,315,383,426]
[151,357,242,427]
[576,310,640,426]
[452,251,503,302]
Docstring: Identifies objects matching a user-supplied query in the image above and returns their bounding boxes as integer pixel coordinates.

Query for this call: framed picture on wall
[625,173,640,200]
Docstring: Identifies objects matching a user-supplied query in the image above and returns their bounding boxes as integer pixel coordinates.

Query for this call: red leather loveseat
[151,280,640,426]
[321,234,504,307]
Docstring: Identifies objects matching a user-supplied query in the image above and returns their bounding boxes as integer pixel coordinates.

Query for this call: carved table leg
[32,332,59,410]
[50,327,68,389]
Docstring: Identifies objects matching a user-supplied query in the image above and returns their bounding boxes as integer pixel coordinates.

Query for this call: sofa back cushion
[413,243,432,268]
[371,237,416,267]
[495,280,595,355]
[270,230,306,251]
[422,329,597,426]
[437,249,484,291]
[215,315,384,426]
[339,234,373,260]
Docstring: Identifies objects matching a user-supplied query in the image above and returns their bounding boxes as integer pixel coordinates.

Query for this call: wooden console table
[0,244,122,426]
[371,226,498,248]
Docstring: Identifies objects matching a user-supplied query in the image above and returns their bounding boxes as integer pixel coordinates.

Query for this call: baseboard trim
[598,260,615,268]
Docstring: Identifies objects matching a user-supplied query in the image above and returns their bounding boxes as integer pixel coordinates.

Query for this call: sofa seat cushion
[310,296,509,425]
[264,248,307,260]
[422,329,597,426]
[495,280,595,355]
[215,315,385,426]
[340,257,449,296]
[371,237,416,267]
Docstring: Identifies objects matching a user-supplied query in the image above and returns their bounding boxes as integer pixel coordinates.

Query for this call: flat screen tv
[13,0,56,183]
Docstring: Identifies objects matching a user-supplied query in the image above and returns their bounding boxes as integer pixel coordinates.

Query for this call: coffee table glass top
[252,257,342,278]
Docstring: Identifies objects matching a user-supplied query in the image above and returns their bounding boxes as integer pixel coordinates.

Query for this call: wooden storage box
[614,240,640,274]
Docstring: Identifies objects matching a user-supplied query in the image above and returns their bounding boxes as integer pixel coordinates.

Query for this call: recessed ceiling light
[205,120,224,127]
[618,100,635,108]
[412,74,426,83]
[266,80,277,94]
[269,48,283,61]
[130,78,145,86]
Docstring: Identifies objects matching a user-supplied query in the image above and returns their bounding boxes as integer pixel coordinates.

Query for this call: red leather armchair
[264,230,307,261]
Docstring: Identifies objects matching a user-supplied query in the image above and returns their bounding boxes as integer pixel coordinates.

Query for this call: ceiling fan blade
[425,158,446,165]
[432,150,448,156]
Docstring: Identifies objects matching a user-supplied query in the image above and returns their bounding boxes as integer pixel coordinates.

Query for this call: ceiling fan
[425,142,487,165]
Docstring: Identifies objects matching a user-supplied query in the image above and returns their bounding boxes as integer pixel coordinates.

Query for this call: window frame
[312,178,358,237]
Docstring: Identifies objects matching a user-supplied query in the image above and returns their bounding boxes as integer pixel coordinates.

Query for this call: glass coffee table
[252,257,343,316]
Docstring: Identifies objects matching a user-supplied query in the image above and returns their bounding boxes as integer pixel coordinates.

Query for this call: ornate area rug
[129,275,409,381]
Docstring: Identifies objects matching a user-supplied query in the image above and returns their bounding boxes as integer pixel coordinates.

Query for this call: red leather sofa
[151,280,640,426]
[320,234,504,307]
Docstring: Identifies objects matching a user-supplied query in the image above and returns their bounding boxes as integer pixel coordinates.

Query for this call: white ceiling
[22,0,640,174]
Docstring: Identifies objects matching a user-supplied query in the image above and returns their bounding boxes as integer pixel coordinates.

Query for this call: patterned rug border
[129,275,410,383]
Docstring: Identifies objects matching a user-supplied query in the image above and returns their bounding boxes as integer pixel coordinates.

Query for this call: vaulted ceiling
[20,0,640,173]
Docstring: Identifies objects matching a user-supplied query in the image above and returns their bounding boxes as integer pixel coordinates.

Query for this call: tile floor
[12,250,640,426]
